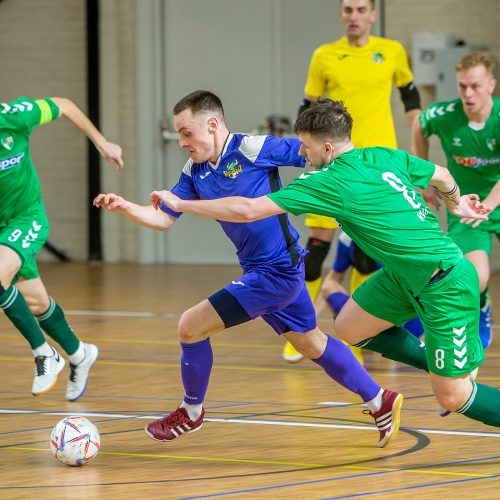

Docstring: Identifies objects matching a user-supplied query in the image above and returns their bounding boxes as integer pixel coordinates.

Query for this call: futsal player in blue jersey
[94,90,403,447]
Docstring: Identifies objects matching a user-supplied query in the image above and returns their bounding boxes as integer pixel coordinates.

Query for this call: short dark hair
[294,99,353,142]
[173,90,225,118]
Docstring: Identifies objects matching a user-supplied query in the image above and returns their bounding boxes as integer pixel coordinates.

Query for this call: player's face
[339,0,377,39]
[457,65,496,116]
[174,110,217,163]
[298,132,332,169]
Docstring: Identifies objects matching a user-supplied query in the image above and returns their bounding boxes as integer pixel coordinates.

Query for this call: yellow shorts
[350,269,375,293]
[304,213,339,229]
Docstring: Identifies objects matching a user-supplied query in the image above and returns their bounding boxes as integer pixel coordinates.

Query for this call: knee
[434,389,469,412]
[21,294,50,317]
[178,311,203,344]
[478,274,489,293]
[290,331,327,359]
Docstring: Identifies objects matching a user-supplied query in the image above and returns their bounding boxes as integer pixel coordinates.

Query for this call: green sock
[37,297,80,355]
[479,288,488,309]
[355,326,429,372]
[458,382,500,427]
[0,285,46,349]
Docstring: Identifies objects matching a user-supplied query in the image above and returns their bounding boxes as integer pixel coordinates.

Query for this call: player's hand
[449,194,491,227]
[93,193,129,211]
[422,186,441,210]
[98,141,124,170]
[150,190,181,211]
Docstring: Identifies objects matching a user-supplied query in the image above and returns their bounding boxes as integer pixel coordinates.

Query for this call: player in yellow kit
[283,0,422,362]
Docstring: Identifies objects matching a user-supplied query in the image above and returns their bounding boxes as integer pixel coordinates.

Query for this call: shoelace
[34,356,48,376]
[159,409,188,429]
[69,363,78,382]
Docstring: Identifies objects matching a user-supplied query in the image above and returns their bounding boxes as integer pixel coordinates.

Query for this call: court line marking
[3,354,499,380]
[3,446,496,481]
[0,355,438,377]
[2,409,500,439]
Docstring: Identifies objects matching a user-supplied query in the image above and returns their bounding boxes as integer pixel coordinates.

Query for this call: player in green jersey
[413,51,500,349]
[153,99,500,428]
[0,96,123,400]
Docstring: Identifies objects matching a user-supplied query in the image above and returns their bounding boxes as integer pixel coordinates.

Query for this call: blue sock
[312,335,380,402]
[404,317,424,338]
[326,292,349,316]
[180,338,213,405]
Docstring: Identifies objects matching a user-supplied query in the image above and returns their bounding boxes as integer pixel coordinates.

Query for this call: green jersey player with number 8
[157,99,500,428]
[0,96,123,400]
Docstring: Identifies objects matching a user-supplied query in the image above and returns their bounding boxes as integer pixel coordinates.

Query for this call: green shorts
[448,213,500,255]
[353,258,484,377]
[0,205,50,281]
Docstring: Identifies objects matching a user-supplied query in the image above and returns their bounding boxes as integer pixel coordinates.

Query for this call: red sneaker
[144,407,205,441]
[364,390,403,448]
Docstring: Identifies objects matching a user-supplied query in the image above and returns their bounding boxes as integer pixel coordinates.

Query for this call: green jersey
[268,147,462,294]
[0,97,59,223]
[419,97,500,229]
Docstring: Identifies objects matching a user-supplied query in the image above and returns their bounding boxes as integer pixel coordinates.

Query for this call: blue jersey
[160,133,307,269]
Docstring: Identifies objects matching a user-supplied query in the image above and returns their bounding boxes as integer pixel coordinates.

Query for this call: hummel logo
[231,280,245,286]
[452,137,462,147]
[200,171,211,180]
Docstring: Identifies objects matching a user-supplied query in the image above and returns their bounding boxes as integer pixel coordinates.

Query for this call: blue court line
[177,454,500,499]
[321,473,500,499]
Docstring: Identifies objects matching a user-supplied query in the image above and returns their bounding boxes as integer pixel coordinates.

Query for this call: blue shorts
[221,263,317,334]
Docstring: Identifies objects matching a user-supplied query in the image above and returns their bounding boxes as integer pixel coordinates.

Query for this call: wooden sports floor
[1,263,499,499]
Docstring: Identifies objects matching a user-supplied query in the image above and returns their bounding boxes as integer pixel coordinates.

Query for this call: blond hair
[456,51,497,78]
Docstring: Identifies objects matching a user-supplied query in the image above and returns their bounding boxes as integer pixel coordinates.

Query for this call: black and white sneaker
[32,348,66,396]
[66,343,99,402]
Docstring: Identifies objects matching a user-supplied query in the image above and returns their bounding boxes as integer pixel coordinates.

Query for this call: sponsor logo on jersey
[372,51,385,64]
[1,135,14,150]
[487,138,496,151]
[0,152,24,171]
[452,137,462,147]
[200,171,211,180]
[452,155,500,168]
[338,54,349,60]
[224,159,242,179]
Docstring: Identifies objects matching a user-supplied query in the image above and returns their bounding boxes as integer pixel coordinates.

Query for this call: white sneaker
[66,343,99,402]
[32,348,66,396]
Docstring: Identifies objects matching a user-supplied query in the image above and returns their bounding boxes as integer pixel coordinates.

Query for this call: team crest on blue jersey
[1,135,14,151]
[224,159,243,179]
[372,52,385,64]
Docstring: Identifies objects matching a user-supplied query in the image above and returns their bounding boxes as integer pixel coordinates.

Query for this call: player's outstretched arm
[51,97,124,170]
[93,193,175,231]
[150,190,284,223]
[430,166,491,226]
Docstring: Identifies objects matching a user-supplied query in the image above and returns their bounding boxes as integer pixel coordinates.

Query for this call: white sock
[366,388,384,413]
[33,342,54,358]
[180,401,203,420]
[68,342,86,365]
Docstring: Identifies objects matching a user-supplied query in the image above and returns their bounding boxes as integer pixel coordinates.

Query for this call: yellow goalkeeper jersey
[304,36,414,148]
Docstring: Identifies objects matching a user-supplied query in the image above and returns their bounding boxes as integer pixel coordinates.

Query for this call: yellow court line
[5,446,495,478]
